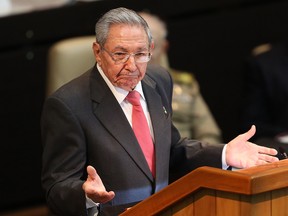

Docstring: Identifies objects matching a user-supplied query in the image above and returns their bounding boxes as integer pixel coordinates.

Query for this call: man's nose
[125,55,137,70]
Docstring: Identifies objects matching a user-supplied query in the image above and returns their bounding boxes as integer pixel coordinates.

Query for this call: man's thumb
[87,165,97,179]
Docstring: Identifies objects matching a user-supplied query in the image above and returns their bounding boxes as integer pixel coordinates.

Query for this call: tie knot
[126,91,141,106]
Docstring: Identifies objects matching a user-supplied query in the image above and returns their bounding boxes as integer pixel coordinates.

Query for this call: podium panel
[120,160,288,216]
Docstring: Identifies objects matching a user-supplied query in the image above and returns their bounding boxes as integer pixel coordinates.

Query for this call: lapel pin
[163,106,168,115]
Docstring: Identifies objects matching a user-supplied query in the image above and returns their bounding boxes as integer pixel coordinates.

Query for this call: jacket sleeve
[41,96,88,216]
[169,135,224,182]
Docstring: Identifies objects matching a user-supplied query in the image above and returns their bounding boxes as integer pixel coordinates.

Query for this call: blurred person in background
[139,11,222,144]
[241,41,288,159]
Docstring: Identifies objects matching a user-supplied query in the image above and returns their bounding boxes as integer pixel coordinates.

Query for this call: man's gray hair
[95,7,153,47]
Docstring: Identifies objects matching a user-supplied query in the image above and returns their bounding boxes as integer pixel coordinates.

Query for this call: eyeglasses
[101,46,151,64]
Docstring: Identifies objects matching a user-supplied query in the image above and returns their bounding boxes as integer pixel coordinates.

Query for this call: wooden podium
[120,159,288,216]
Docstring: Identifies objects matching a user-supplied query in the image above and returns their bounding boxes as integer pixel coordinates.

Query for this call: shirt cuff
[222,144,230,170]
[222,144,240,171]
[86,194,99,209]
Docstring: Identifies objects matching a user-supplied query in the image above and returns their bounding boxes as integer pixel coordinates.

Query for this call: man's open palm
[226,125,279,169]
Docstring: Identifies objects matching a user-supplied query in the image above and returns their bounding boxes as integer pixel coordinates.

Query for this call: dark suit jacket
[241,41,288,140]
[41,64,224,216]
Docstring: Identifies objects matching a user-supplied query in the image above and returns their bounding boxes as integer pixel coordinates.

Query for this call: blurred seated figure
[139,11,222,143]
[241,41,288,158]
[46,35,95,96]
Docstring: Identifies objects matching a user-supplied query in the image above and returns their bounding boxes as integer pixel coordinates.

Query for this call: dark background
[1,0,288,212]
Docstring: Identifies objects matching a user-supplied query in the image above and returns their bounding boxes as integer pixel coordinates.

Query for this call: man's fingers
[258,145,278,156]
[101,191,115,203]
[258,153,279,163]
[88,190,115,204]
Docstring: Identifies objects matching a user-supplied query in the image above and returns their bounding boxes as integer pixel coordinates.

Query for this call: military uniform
[170,68,222,144]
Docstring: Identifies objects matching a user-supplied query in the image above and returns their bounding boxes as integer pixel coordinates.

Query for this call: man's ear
[150,41,155,51]
[163,39,169,52]
[92,42,102,64]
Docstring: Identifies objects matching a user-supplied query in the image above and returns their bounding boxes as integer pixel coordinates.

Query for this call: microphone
[279,146,288,159]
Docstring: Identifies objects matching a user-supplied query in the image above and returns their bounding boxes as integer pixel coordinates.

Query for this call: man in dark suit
[241,41,288,158]
[41,7,278,216]
[242,41,288,141]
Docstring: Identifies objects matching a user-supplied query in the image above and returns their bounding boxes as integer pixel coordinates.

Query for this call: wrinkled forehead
[105,24,150,48]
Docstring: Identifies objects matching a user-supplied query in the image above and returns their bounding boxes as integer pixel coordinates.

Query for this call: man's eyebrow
[112,45,149,52]
[112,46,128,52]
[137,47,149,51]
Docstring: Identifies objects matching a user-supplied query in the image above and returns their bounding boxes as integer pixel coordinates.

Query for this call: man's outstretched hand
[226,125,279,169]
[82,165,115,203]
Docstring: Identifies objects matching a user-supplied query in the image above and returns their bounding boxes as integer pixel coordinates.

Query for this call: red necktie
[126,91,155,177]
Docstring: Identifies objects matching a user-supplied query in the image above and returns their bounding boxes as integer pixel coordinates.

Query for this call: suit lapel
[89,68,154,180]
[142,77,171,182]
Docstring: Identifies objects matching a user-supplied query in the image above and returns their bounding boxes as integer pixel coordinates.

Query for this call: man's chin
[114,80,139,91]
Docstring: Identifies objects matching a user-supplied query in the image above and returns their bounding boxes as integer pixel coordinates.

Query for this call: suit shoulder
[145,64,172,84]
